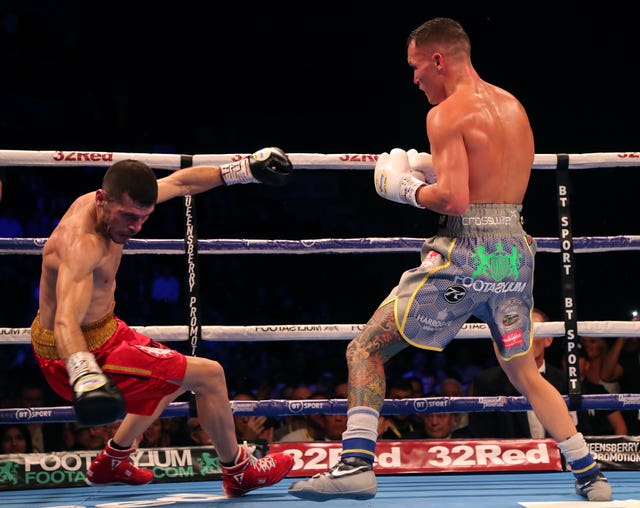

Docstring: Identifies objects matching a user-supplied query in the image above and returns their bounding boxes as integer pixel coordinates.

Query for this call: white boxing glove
[407,148,437,184]
[374,148,426,208]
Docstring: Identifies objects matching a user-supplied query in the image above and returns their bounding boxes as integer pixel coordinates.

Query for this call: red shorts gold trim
[31,314,187,416]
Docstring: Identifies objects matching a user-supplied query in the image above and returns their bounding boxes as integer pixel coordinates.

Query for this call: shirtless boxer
[31,148,294,495]
[288,18,611,502]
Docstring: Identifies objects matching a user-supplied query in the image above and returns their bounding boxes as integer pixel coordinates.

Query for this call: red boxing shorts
[31,311,187,416]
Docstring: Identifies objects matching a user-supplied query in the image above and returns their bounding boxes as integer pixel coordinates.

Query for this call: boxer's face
[407,40,444,105]
[97,189,154,244]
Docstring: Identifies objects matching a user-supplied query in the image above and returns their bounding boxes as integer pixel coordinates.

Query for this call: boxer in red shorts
[30,149,294,496]
[32,312,188,416]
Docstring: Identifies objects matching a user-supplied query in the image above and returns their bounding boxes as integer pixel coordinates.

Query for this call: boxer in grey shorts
[289,17,611,502]
[387,203,536,359]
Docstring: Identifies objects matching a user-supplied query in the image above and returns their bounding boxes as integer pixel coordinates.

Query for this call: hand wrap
[220,147,293,186]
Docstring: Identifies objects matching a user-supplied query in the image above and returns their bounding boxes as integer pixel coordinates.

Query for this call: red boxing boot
[222,443,294,497]
[86,439,153,486]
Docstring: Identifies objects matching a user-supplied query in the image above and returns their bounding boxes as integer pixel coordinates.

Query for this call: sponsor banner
[271,438,563,476]
[7,437,637,491]
[585,435,640,470]
[0,446,225,491]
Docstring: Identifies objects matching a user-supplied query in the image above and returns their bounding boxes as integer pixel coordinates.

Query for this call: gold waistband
[31,310,118,360]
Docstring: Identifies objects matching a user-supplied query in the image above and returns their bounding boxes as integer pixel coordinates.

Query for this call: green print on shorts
[471,242,522,281]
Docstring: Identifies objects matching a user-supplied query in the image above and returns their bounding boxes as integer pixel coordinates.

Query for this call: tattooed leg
[346,301,409,410]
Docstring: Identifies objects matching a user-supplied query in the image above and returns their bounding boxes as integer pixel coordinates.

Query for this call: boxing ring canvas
[2,472,639,507]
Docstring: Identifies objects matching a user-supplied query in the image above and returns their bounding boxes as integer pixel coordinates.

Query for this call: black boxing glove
[72,372,125,426]
[220,147,293,186]
[67,351,125,426]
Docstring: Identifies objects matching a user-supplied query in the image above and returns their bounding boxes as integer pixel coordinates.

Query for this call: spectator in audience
[278,392,347,442]
[1,423,33,453]
[61,422,78,450]
[580,336,620,393]
[320,412,348,441]
[16,382,45,452]
[187,417,213,446]
[378,378,423,440]
[88,425,112,450]
[437,377,468,432]
[565,343,627,436]
[333,381,348,399]
[255,379,277,401]
[421,393,470,439]
[139,418,171,448]
[468,308,566,438]
[16,380,66,452]
[104,420,122,444]
[315,386,350,440]
[437,378,463,398]
[273,383,313,441]
[161,416,190,446]
[600,317,640,435]
[404,375,424,398]
[63,422,111,450]
[233,391,276,444]
[277,413,347,442]
[423,412,463,439]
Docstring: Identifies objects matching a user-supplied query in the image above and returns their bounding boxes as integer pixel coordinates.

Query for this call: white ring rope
[3,320,640,344]
[0,149,639,170]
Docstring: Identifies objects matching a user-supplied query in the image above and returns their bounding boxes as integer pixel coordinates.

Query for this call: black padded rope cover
[180,155,202,417]
[555,153,582,410]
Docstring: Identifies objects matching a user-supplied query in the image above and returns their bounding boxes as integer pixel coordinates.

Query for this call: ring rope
[1,394,639,424]
[2,235,640,255]
[0,149,639,170]
[3,320,640,344]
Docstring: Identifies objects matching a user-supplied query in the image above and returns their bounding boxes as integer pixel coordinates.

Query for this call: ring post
[555,153,582,410]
